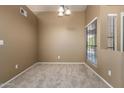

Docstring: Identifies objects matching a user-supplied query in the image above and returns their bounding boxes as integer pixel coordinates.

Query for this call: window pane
[86,20,97,65]
[107,15,116,50]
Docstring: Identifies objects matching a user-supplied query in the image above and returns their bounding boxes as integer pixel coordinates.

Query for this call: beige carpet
[2,64,109,88]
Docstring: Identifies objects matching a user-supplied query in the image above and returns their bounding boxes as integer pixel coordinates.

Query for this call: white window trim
[107,13,117,51]
[120,12,124,52]
[85,17,98,28]
[107,14,117,16]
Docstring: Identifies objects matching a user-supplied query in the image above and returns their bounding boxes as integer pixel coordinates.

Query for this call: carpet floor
[2,63,109,88]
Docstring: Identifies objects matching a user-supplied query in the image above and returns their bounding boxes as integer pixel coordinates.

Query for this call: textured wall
[85,5,124,87]
[37,12,85,62]
[100,6,124,51]
[1,5,124,88]
[0,6,38,84]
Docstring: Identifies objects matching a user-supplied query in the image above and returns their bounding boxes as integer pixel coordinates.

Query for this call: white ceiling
[27,5,87,12]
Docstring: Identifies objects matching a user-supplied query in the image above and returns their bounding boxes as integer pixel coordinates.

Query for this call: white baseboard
[0,61,113,88]
[0,63,37,88]
[0,61,84,88]
[36,62,84,64]
[83,62,113,88]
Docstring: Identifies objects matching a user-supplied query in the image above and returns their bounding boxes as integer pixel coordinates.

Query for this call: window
[86,18,97,66]
[107,14,117,50]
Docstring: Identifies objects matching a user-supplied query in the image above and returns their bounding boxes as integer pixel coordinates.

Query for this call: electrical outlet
[15,64,19,69]
[0,40,4,46]
[57,56,60,60]
[108,70,112,77]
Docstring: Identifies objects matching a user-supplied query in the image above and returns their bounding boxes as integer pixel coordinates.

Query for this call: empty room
[1,4,124,89]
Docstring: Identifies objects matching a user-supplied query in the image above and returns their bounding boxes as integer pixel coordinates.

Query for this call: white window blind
[107,14,117,50]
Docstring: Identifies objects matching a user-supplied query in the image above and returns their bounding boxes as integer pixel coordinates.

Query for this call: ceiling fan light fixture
[58,12,64,16]
[65,8,71,15]
[58,5,71,16]
[58,6,64,12]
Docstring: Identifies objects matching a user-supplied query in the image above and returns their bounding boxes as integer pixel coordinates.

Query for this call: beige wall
[100,6,124,50]
[84,5,101,70]
[85,6,100,25]
[98,50,123,87]
[37,12,85,62]
[85,5,124,87]
[1,5,124,88]
[0,6,38,84]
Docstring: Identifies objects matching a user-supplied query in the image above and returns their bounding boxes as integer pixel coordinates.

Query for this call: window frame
[107,14,117,51]
[120,12,124,52]
[85,17,97,67]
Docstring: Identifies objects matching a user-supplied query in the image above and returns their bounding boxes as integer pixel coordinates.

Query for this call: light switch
[15,64,19,69]
[57,56,60,60]
[0,40,4,46]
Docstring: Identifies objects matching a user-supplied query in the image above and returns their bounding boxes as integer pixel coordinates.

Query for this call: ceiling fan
[58,5,71,16]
